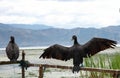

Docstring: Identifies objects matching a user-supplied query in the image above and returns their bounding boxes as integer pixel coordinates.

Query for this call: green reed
[80,52,120,78]
[110,53,120,69]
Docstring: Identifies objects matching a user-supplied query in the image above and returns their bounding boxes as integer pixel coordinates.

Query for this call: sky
[0,0,120,29]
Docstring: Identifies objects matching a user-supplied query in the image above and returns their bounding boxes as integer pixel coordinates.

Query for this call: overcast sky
[0,0,120,29]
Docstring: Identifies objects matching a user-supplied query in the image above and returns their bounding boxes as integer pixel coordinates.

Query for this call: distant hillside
[3,23,53,30]
[0,23,120,48]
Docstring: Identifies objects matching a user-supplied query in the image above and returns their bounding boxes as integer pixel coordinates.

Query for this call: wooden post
[113,72,120,78]
[39,65,43,78]
[22,50,25,78]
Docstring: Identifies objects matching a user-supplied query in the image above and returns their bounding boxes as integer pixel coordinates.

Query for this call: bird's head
[72,35,77,41]
[10,36,15,43]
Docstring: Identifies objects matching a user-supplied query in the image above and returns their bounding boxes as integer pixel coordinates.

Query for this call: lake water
[0,46,120,78]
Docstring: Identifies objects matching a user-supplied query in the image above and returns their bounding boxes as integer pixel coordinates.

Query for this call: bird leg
[72,65,81,73]
[10,59,17,62]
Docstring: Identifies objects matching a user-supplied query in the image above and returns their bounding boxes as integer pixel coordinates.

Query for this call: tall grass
[110,53,120,69]
[81,52,120,78]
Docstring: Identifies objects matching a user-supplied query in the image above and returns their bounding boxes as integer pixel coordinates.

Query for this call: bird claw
[72,66,81,73]
[10,59,17,62]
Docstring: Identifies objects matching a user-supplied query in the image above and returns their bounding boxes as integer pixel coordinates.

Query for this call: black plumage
[6,36,19,62]
[40,35,117,73]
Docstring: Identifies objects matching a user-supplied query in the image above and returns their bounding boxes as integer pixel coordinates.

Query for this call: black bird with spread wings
[6,36,19,62]
[40,35,117,73]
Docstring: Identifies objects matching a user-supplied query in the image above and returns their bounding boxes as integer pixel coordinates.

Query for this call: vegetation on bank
[83,52,120,78]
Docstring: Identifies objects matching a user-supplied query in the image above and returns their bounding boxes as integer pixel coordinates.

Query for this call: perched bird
[40,35,117,73]
[6,36,19,62]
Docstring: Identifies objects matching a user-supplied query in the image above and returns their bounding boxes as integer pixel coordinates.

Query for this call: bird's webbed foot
[72,66,81,73]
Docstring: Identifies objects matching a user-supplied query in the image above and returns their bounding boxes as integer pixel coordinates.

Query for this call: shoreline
[0,44,120,50]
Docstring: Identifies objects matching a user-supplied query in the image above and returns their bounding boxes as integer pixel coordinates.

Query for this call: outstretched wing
[82,37,117,57]
[40,44,72,61]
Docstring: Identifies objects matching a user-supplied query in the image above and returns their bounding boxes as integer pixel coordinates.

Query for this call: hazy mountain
[4,23,53,30]
[0,23,120,48]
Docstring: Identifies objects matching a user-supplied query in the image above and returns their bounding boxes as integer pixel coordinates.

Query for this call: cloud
[0,0,120,28]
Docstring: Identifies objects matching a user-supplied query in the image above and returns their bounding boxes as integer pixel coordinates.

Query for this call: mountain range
[0,23,120,48]
[2,23,53,30]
